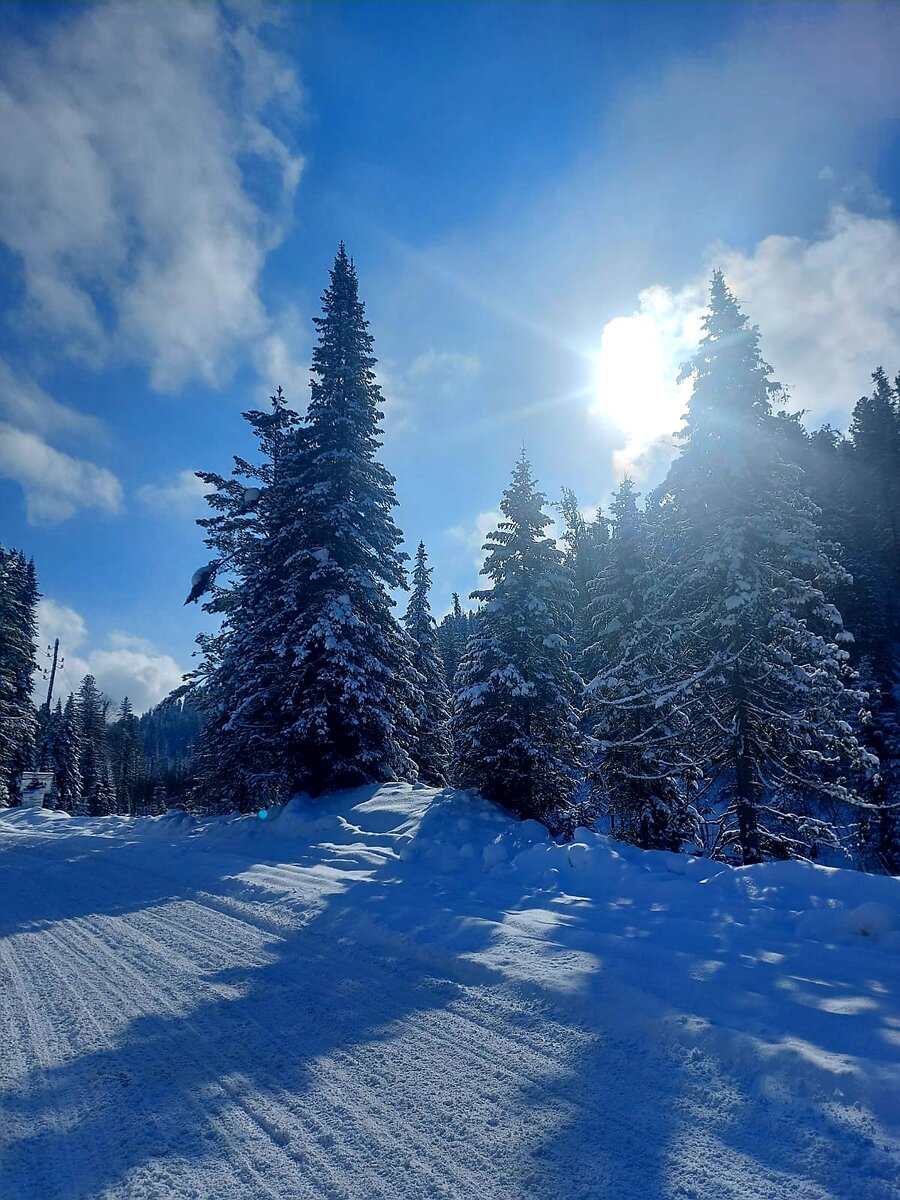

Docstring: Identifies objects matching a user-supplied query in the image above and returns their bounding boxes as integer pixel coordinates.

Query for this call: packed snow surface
[1,786,898,1200]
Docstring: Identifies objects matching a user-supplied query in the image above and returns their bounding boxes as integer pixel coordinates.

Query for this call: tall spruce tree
[138,695,202,811]
[452,452,582,826]
[241,245,420,796]
[437,593,469,688]
[663,272,873,863]
[558,487,608,657]
[109,697,142,815]
[56,694,83,812]
[77,674,115,816]
[403,542,452,786]
[583,479,697,851]
[840,369,900,869]
[845,367,900,662]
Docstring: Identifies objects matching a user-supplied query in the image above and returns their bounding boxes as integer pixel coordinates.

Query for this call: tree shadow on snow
[2,802,898,1200]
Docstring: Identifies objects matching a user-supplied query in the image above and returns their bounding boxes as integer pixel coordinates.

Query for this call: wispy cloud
[377,348,482,434]
[137,469,212,518]
[252,302,311,405]
[0,423,122,525]
[446,509,502,571]
[0,361,106,444]
[0,358,120,523]
[0,1,302,392]
[407,350,481,381]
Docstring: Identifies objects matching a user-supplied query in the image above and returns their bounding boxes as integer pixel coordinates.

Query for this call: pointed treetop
[676,270,780,448]
[411,540,432,591]
[610,476,639,520]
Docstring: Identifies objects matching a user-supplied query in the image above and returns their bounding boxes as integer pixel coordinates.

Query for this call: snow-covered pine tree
[437,593,469,688]
[109,697,142,815]
[835,372,900,871]
[663,272,873,864]
[451,452,582,827]
[139,696,202,809]
[403,542,452,785]
[56,693,83,812]
[95,757,117,816]
[0,547,39,804]
[558,487,608,658]
[583,479,696,851]
[853,657,900,874]
[258,245,420,796]
[845,368,900,661]
[190,386,302,811]
[77,674,115,816]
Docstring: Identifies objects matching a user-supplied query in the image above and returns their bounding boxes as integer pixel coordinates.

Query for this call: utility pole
[45,638,61,709]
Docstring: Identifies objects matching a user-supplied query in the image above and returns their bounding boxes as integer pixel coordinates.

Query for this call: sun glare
[590,288,704,474]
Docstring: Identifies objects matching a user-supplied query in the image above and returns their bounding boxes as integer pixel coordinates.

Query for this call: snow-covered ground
[1,785,898,1200]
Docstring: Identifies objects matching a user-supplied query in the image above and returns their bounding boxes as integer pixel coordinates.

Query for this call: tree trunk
[733,673,761,865]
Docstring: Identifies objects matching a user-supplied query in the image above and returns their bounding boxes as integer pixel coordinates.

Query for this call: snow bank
[4,786,897,956]
[0,805,71,828]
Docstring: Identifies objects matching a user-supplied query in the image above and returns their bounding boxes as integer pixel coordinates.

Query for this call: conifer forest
[1,5,898,1199]
[4,252,899,872]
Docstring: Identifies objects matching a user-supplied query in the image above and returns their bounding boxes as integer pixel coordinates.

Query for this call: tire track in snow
[0,843,327,1198]
[31,906,326,1198]
[2,836,529,1199]
[0,935,100,1200]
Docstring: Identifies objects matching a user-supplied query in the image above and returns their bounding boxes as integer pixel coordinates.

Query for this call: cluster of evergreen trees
[2,248,898,872]
[182,250,897,870]
[0,552,201,815]
[33,677,201,815]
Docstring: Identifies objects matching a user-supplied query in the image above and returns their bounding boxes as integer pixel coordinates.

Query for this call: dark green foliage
[254,247,420,796]
[452,453,583,827]
[437,593,474,689]
[583,480,697,851]
[404,542,452,786]
[558,487,608,657]
[76,674,116,816]
[108,697,141,816]
[190,385,302,810]
[189,247,420,804]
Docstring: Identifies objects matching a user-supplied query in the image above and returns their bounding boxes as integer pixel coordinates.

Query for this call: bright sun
[590,289,703,473]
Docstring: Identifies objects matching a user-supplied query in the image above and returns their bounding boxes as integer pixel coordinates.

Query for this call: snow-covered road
[1,787,898,1200]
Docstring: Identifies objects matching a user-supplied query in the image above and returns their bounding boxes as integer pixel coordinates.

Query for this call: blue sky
[2,0,900,710]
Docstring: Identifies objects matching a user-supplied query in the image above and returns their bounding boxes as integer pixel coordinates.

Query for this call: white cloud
[253,302,311,404]
[377,348,482,434]
[37,599,185,714]
[591,205,900,477]
[0,1,302,392]
[0,423,123,525]
[718,206,900,420]
[446,509,502,570]
[0,358,121,523]
[35,599,88,658]
[0,361,106,444]
[137,469,211,517]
